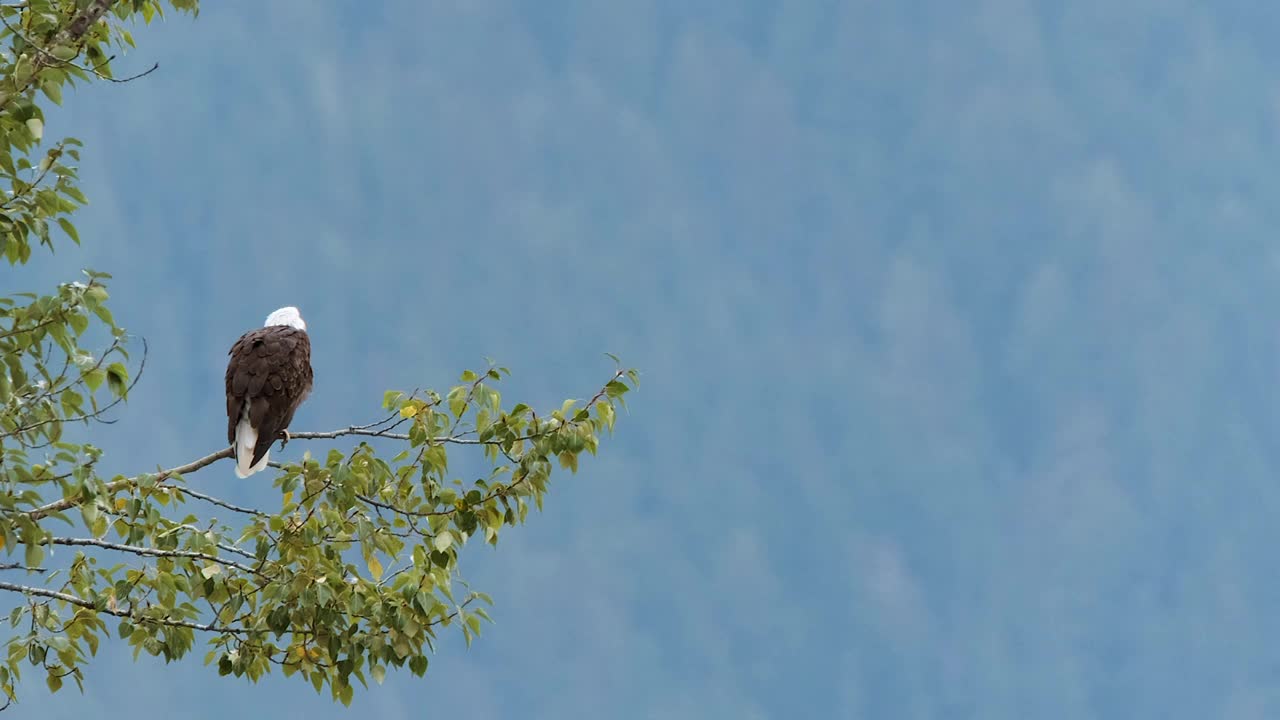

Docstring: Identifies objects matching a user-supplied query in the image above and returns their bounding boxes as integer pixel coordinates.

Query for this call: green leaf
[83,368,105,392]
[56,218,79,244]
[432,531,454,553]
[447,386,467,418]
[25,118,42,142]
[90,303,114,327]
[41,81,63,105]
[409,655,428,677]
[68,311,89,335]
[63,185,88,205]
[24,543,42,570]
[60,388,84,416]
[371,664,385,685]
[106,363,128,397]
[596,402,615,431]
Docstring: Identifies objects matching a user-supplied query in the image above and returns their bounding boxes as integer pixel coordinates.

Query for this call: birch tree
[0,1,635,707]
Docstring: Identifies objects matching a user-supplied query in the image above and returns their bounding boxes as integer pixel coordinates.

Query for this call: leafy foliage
[0,0,195,266]
[0,0,635,708]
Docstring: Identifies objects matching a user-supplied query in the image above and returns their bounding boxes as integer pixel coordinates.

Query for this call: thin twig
[0,0,124,116]
[43,536,265,577]
[174,485,267,518]
[0,312,66,341]
[0,579,246,634]
[2,336,148,441]
[288,427,547,446]
[103,61,158,83]
[25,444,231,521]
[0,6,156,85]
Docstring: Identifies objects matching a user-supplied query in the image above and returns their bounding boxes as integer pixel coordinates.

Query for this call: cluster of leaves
[0,0,196,265]
[0,364,634,705]
[0,271,130,445]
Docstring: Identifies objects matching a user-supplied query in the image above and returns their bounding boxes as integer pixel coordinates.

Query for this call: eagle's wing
[225,325,313,468]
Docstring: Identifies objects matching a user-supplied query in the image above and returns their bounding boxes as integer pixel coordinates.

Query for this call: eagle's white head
[264,306,306,331]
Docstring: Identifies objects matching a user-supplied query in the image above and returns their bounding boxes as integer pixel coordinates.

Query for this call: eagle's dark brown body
[225,323,313,475]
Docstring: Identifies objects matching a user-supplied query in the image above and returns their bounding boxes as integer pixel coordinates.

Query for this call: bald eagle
[225,306,314,477]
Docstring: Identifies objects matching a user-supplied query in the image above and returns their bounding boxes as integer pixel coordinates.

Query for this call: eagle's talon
[278,429,291,450]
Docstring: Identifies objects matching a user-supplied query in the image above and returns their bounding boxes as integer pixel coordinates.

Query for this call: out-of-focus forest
[10,1,1280,717]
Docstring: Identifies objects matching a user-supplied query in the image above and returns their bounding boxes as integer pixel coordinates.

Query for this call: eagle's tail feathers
[234,404,268,478]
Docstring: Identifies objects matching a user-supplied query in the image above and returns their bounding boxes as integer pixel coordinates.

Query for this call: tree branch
[175,485,267,518]
[0,11,159,84]
[2,335,147,442]
[22,428,518,520]
[44,536,265,577]
[0,580,479,640]
[288,427,551,446]
[0,579,246,634]
[25,446,232,521]
[63,0,111,46]
[21,369,626,523]
[0,311,67,340]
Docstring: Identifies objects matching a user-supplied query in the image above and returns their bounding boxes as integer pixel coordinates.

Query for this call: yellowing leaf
[400,405,418,418]
[25,118,41,141]
[114,498,127,512]
[367,554,383,580]
[447,387,467,418]
[558,451,578,473]
[281,491,293,507]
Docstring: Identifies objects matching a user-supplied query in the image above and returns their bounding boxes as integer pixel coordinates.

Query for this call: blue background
[10,1,1280,717]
